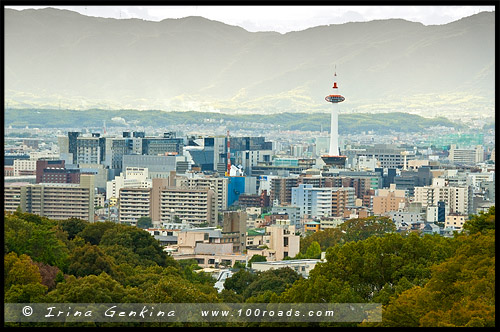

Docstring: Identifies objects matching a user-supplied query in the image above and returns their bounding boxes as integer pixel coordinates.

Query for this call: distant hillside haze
[4,8,495,118]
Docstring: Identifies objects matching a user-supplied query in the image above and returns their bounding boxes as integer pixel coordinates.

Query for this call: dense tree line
[5,108,464,133]
[4,207,495,327]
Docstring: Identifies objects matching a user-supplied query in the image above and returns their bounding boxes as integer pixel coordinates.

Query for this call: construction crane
[226,130,231,176]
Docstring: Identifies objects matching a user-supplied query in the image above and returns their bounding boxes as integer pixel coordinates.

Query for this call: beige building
[248,221,300,261]
[445,214,467,231]
[176,174,229,210]
[222,211,247,253]
[13,159,37,176]
[106,166,152,200]
[173,227,247,268]
[115,177,218,227]
[4,182,25,212]
[4,174,95,222]
[159,187,217,226]
[372,184,406,215]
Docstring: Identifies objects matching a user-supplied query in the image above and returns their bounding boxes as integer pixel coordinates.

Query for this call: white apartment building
[118,187,152,225]
[388,211,424,227]
[13,159,37,176]
[291,184,333,218]
[468,171,495,190]
[76,136,103,165]
[106,167,152,200]
[414,178,470,215]
[448,144,484,165]
[252,259,321,278]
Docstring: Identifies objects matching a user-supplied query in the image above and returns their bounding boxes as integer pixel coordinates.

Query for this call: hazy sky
[5,5,495,33]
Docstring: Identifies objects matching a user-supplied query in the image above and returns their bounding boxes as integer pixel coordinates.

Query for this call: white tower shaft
[329,102,340,156]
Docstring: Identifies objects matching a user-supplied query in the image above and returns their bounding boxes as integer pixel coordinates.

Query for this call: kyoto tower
[321,69,347,168]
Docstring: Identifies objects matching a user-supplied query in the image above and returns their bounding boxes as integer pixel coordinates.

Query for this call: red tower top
[326,70,345,103]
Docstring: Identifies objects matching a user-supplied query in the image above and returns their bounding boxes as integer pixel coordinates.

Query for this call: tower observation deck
[321,69,347,169]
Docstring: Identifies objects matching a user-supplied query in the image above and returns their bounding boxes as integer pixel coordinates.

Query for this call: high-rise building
[76,135,106,165]
[270,176,299,206]
[292,184,333,218]
[118,187,152,225]
[158,187,217,226]
[141,132,183,156]
[67,131,81,164]
[222,211,247,253]
[4,174,95,222]
[176,174,229,210]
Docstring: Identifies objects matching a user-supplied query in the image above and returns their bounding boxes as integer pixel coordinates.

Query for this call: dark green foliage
[98,223,171,267]
[58,218,87,240]
[67,243,114,277]
[280,232,458,304]
[77,221,117,245]
[299,216,395,256]
[223,269,258,295]
[247,254,267,267]
[136,216,153,229]
[243,268,303,301]
[45,272,144,303]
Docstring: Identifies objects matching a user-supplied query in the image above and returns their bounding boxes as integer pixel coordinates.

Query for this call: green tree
[248,254,267,267]
[4,213,70,270]
[136,216,153,229]
[58,218,87,240]
[463,206,495,234]
[4,252,48,302]
[338,216,396,242]
[143,275,219,303]
[99,223,171,267]
[67,243,114,277]
[299,227,343,254]
[46,272,143,303]
[224,269,258,295]
[364,230,495,327]
[279,232,456,304]
[77,221,117,245]
[242,267,302,301]
[304,241,322,259]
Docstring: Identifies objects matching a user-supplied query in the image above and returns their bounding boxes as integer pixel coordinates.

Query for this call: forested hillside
[5,108,465,133]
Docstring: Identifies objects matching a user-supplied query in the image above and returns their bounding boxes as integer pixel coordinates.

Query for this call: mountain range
[4,8,495,119]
